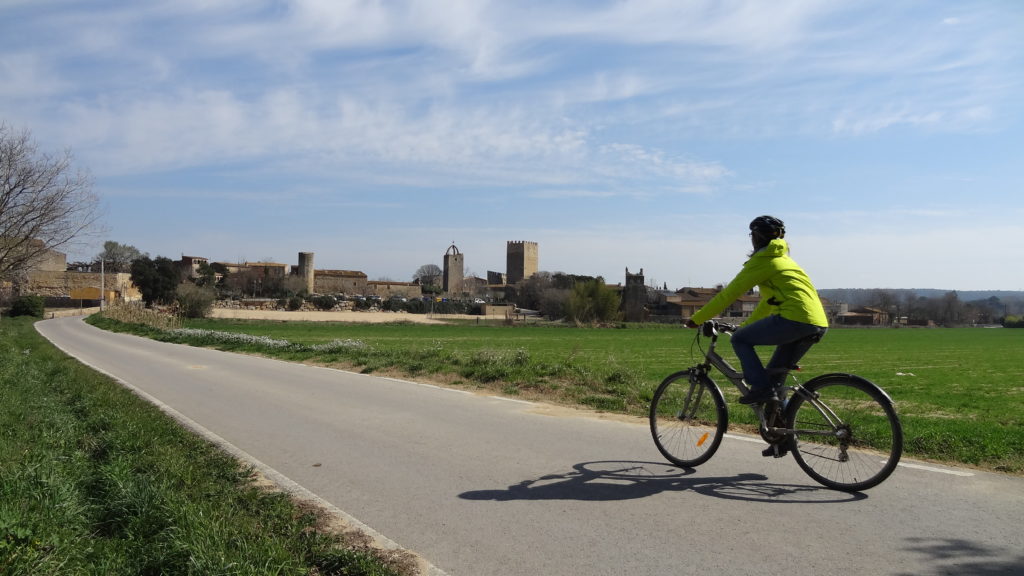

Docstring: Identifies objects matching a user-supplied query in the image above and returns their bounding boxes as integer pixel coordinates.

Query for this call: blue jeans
[731,315,828,391]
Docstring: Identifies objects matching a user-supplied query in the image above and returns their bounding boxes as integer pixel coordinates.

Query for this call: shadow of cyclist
[459,460,866,504]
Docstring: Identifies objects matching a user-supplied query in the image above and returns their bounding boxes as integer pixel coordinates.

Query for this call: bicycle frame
[691,322,844,445]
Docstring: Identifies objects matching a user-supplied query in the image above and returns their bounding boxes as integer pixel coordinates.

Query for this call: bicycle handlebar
[701,320,738,337]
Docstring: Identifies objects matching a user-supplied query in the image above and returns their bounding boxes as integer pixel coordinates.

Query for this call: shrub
[287,296,304,311]
[567,279,621,324]
[175,284,216,319]
[9,294,45,317]
[540,288,570,320]
[403,298,426,314]
[310,295,337,311]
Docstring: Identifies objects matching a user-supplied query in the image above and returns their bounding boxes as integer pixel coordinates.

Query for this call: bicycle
[649,320,903,492]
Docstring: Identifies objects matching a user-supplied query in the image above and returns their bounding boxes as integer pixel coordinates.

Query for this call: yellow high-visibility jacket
[690,239,828,328]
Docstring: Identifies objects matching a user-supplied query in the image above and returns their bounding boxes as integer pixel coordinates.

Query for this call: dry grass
[102,302,183,330]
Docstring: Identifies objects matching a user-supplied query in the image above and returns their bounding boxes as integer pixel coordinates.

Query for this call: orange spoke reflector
[697,432,709,447]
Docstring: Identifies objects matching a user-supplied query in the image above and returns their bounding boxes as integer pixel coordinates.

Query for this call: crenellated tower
[505,241,538,285]
[623,267,647,322]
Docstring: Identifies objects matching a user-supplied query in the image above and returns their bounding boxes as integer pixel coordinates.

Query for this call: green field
[91,315,1024,474]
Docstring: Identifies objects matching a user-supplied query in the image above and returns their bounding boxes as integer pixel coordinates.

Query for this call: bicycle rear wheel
[786,374,903,491]
[649,370,728,467]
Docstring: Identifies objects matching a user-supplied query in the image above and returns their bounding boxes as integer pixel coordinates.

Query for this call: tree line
[821,288,1024,327]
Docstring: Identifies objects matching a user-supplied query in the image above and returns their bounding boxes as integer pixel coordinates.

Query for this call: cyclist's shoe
[762,438,795,458]
[739,386,778,405]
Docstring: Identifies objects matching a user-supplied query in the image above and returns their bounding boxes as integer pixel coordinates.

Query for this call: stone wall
[25,271,140,301]
[366,281,421,299]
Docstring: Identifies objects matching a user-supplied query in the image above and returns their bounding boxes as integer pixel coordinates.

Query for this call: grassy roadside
[87,313,1024,474]
[0,316,407,576]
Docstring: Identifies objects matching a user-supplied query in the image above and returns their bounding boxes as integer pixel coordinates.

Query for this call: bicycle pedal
[761,445,789,459]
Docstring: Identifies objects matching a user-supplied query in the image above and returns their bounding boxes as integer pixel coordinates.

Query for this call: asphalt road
[37,316,1024,576]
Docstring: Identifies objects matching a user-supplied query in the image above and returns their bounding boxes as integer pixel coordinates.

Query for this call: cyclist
[686,216,828,405]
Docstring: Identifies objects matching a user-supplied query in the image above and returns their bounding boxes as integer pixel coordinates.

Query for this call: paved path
[37,316,1024,576]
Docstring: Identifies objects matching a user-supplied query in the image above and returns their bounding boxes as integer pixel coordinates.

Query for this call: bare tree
[413,264,443,290]
[1,124,102,287]
[871,289,898,325]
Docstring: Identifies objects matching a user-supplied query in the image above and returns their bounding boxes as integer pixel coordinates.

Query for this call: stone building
[443,243,464,295]
[27,269,139,303]
[28,242,67,272]
[622,267,648,322]
[308,268,420,299]
[177,256,210,282]
[506,240,538,285]
[463,275,488,297]
[659,286,761,321]
[15,247,141,304]
[836,306,889,326]
[214,260,290,279]
[178,255,208,274]
[313,269,368,294]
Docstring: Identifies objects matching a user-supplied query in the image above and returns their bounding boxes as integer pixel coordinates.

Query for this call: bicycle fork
[671,372,715,449]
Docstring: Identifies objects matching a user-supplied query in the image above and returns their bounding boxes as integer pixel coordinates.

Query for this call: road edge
[37,319,450,576]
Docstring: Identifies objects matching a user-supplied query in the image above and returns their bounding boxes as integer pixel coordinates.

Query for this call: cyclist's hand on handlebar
[685,319,699,329]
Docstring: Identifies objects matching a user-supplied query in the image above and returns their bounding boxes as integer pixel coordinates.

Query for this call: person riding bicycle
[686,216,828,405]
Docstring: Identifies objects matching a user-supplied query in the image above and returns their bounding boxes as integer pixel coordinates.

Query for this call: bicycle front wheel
[786,374,903,491]
[649,370,728,467]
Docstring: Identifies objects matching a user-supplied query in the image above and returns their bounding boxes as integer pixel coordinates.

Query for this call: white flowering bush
[307,339,368,353]
[168,328,366,354]
[169,328,294,349]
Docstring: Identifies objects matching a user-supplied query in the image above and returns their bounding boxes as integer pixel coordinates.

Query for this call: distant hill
[818,289,1024,306]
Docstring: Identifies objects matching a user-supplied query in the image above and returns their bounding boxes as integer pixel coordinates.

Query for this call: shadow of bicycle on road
[459,460,867,504]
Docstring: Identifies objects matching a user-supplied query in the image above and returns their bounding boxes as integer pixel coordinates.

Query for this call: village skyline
[86,239,1024,302]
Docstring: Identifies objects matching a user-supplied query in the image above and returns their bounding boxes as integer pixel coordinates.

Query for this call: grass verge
[87,314,1024,474]
[0,316,407,576]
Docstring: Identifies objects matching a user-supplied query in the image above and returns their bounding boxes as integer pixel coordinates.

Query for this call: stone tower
[443,243,464,294]
[297,252,315,294]
[623,267,647,322]
[506,241,538,285]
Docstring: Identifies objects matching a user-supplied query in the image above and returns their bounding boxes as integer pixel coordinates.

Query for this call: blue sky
[3,0,1022,290]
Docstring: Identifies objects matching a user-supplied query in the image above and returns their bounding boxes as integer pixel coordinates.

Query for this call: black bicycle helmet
[749,215,785,239]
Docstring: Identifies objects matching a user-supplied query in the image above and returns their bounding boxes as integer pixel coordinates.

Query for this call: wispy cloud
[526,190,617,200]
[0,53,65,98]
[3,0,1022,287]
[10,0,1019,173]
